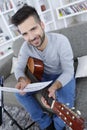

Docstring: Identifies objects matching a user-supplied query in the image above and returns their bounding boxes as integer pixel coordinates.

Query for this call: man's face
[18,16,45,48]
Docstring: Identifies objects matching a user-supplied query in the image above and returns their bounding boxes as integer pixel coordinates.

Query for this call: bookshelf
[32,0,57,32]
[0,0,32,60]
[0,0,15,60]
[56,0,87,27]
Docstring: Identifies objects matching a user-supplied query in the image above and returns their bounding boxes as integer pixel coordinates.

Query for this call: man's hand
[41,96,51,108]
[41,80,62,108]
[15,77,31,95]
[48,80,62,99]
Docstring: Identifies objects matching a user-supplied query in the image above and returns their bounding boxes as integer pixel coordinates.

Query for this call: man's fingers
[41,97,50,108]
[20,91,26,95]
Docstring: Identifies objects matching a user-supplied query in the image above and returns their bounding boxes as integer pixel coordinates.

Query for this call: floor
[0,106,40,130]
[0,105,87,130]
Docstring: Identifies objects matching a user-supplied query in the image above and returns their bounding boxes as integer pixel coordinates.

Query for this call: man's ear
[40,21,45,29]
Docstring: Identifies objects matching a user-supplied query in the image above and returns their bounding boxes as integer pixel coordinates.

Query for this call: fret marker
[59,112,62,115]
[64,117,67,120]
[66,103,70,106]
[77,110,81,115]
[66,111,69,115]
[72,116,75,119]
[70,122,72,126]
[61,107,64,110]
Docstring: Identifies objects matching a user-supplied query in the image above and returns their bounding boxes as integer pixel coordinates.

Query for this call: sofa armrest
[0,53,13,79]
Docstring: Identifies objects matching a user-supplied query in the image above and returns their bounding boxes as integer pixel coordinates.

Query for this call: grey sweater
[15,33,74,87]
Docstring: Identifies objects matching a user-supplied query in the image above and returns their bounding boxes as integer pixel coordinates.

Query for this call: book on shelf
[4,13,14,25]
[0,33,6,44]
[79,2,87,10]
[11,26,20,37]
[58,9,66,16]
[1,0,13,12]
[43,12,52,23]
[58,9,63,17]
[74,2,87,12]
[16,1,28,10]
[65,6,75,14]
[58,1,87,17]
[58,7,74,17]
[39,0,46,12]
[0,47,12,59]
[0,30,10,44]
[70,5,77,13]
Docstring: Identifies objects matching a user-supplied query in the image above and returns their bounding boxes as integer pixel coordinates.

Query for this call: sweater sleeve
[56,36,74,87]
[14,42,29,80]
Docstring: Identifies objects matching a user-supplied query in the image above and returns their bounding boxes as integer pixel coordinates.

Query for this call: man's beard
[29,31,45,48]
[37,31,45,48]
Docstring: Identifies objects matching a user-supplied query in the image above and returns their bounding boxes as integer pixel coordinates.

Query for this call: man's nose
[28,32,34,41]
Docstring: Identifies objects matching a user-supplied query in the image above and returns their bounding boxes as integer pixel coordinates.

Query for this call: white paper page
[0,81,52,93]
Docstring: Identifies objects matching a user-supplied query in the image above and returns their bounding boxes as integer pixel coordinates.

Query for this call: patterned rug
[0,106,87,130]
[0,106,40,130]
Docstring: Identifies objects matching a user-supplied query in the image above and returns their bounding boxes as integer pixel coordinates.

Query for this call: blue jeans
[15,74,76,130]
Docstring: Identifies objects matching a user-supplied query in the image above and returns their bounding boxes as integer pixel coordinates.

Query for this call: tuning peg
[66,103,70,106]
[71,107,75,110]
[76,110,81,116]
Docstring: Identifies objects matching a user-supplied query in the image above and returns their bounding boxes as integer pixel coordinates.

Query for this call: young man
[11,5,76,130]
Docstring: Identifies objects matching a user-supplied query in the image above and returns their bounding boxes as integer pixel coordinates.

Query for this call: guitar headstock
[52,101,84,130]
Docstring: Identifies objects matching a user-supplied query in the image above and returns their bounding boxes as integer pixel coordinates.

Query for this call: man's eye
[31,27,37,31]
[22,33,27,36]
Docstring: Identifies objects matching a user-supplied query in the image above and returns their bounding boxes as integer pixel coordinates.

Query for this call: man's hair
[11,5,41,26]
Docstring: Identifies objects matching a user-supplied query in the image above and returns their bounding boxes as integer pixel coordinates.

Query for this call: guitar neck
[25,67,38,83]
[52,101,84,130]
[42,89,84,130]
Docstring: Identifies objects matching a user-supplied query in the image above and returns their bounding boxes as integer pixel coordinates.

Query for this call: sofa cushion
[3,74,20,106]
[0,53,13,79]
[11,57,18,74]
[75,78,87,121]
[53,23,87,59]
[75,55,87,78]
[12,37,24,57]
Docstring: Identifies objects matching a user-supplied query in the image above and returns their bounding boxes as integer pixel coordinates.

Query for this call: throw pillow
[75,55,87,78]
[11,57,18,74]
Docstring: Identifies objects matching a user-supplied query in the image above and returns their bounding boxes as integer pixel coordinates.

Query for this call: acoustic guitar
[27,57,84,130]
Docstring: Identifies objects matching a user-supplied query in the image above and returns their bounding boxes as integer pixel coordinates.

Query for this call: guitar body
[27,57,84,130]
[27,57,44,81]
